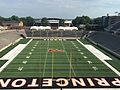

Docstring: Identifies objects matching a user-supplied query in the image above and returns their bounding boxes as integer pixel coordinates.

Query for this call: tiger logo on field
[48,48,64,52]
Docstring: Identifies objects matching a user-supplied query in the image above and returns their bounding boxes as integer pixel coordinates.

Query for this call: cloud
[0,0,120,18]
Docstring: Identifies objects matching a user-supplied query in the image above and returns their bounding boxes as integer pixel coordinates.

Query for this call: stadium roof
[30,26,78,31]
[58,26,78,31]
[30,26,51,30]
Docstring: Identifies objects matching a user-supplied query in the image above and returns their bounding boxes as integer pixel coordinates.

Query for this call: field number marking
[18,67,23,71]
[22,61,27,64]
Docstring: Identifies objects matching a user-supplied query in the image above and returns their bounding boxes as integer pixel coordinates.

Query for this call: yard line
[39,40,41,77]
[77,39,120,76]
[42,40,49,77]
[69,52,72,78]
[60,40,76,77]
[52,52,54,78]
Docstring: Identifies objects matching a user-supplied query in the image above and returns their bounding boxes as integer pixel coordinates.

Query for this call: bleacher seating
[105,21,120,34]
[88,31,120,58]
[25,29,84,38]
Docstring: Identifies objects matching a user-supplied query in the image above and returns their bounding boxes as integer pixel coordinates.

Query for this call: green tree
[25,16,35,26]
[81,16,92,24]
[72,16,92,27]
[93,17,102,25]
[41,17,49,26]
[10,15,20,21]
[72,16,80,27]
[0,16,5,21]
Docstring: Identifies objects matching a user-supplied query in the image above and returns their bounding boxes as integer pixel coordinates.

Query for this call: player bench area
[0,39,119,78]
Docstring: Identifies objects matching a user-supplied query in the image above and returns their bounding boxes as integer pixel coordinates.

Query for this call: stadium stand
[105,21,120,34]
[87,31,120,58]
[25,28,84,38]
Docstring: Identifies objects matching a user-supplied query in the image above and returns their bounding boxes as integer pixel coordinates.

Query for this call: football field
[0,39,118,77]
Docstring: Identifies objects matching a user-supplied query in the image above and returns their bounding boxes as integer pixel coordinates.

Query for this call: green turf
[0,39,118,77]
[0,60,7,67]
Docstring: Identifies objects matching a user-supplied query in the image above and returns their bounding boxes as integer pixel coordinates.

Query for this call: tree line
[0,15,35,26]
[0,15,103,27]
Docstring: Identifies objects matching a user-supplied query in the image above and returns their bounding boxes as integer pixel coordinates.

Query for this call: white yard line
[0,39,33,72]
[61,41,76,77]
[52,52,54,78]
[39,40,42,77]
[77,39,120,76]
[42,40,49,77]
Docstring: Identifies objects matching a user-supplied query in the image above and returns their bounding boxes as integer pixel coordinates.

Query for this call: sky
[0,0,120,19]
